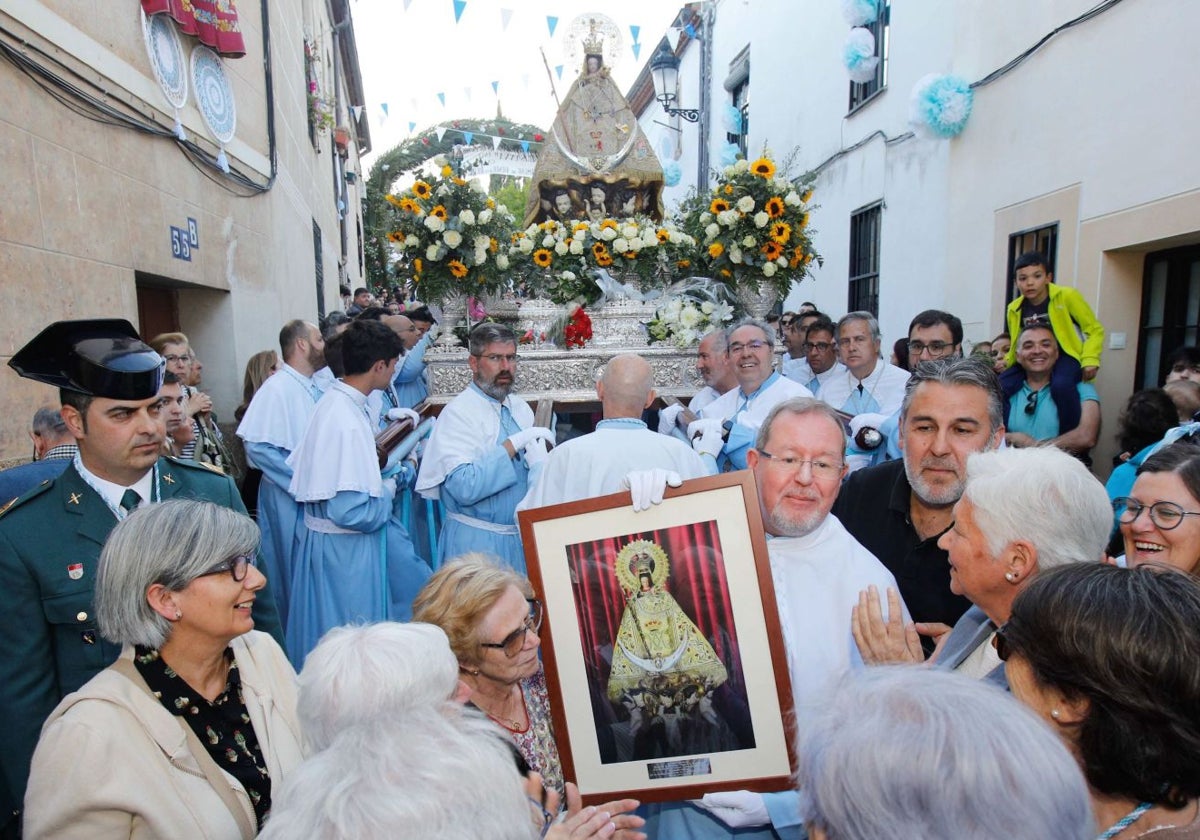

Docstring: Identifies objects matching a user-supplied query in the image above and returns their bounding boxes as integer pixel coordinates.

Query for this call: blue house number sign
[170,217,200,261]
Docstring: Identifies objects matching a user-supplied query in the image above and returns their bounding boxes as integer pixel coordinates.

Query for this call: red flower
[533,133,545,142]
[563,307,593,348]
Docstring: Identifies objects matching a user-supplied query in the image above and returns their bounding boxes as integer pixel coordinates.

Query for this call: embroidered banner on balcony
[141,0,246,58]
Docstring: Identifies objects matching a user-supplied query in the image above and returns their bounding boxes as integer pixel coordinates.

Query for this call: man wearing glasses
[0,320,282,834]
[687,320,812,471]
[783,314,845,395]
[417,323,553,574]
[652,397,903,837]
[1003,324,1100,461]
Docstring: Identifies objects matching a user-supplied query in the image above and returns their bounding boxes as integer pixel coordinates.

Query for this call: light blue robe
[245,441,300,627]
[640,793,802,839]
[393,332,431,408]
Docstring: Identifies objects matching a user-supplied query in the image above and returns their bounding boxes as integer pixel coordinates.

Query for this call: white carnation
[737,195,755,213]
[478,208,493,224]
[541,235,555,248]
[613,238,629,253]
[496,254,509,270]
[784,191,801,206]
[459,209,475,226]
[423,215,445,232]
[622,225,639,239]
[762,261,777,277]
[405,235,420,247]
[777,256,789,267]
[425,244,441,261]
[705,223,720,239]
[569,239,584,255]
[601,227,617,241]
[754,211,770,228]
[555,241,569,256]
[436,184,451,197]
[730,247,743,264]
[518,238,534,254]
[742,235,757,248]
[443,230,463,248]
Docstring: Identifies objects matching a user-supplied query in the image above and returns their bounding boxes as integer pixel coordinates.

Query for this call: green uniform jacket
[0,457,283,829]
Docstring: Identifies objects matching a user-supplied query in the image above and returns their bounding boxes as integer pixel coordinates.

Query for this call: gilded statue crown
[583,20,604,56]
[633,552,654,576]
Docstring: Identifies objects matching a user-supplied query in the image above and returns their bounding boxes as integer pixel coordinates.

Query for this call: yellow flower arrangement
[532,249,553,268]
[750,158,776,178]
[770,221,791,244]
[412,180,432,199]
[448,259,468,278]
[765,197,786,218]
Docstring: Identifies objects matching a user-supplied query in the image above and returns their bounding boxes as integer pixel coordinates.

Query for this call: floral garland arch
[363,117,546,288]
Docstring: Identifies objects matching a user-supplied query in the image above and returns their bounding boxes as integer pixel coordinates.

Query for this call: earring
[174,611,182,620]
[1050,709,1061,720]
[1005,572,1016,582]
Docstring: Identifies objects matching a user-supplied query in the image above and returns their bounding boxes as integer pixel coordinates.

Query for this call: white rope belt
[447,511,519,536]
[304,512,361,535]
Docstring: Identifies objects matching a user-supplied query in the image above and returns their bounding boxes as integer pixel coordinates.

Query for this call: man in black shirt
[832,357,1005,648]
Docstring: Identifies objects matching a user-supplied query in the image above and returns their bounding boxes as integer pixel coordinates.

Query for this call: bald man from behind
[518,353,710,512]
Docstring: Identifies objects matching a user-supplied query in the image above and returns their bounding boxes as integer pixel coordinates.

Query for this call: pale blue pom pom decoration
[723,103,743,135]
[843,28,879,84]
[719,142,740,166]
[663,160,682,187]
[840,0,878,27]
[909,73,974,138]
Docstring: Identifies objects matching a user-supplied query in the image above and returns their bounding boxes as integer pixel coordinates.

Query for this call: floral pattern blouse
[134,646,271,828]
[512,668,563,794]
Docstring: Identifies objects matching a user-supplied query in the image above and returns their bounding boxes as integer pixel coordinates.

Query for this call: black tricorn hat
[9,319,165,400]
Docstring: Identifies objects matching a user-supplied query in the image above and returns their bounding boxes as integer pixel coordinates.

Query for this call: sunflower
[486,198,496,209]
[448,259,468,278]
[386,231,403,242]
[385,194,404,209]
[431,205,448,221]
[573,221,590,234]
[799,213,810,229]
[801,189,814,203]
[761,241,784,260]
[723,184,734,195]
[532,249,553,268]
[708,242,725,258]
[595,252,613,267]
[399,198,421,215]
[440,165,453,177]
[710,198,730,214]
[656,228,670,243]
[750,158,775,178]
[453,177,467,186]
[770,221,792,244]
[676,259,691,270]
[412,181,432,199]
[623,251,637,259]
[592,242,609,258]
[489,237,498,253]
[600,219,619,231]
[765,197,786,218]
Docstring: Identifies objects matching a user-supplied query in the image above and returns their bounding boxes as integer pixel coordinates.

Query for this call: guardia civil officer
[0,320,282,835]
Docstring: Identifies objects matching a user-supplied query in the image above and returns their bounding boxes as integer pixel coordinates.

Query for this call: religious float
[376,14,821,411]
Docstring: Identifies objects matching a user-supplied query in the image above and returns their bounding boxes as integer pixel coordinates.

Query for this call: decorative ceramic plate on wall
[142,9,188,110]
[190,45,236,144]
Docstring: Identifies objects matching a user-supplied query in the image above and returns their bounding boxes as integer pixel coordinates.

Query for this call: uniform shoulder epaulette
[0,478,56,520]
[164,456,228,476]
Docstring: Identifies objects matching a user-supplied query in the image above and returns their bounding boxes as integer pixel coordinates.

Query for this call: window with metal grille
[313,218,326,319]
[848,202,882,315]
[848,2,890,112]
[1005,223,1058,308]
[1137,245,1200,388]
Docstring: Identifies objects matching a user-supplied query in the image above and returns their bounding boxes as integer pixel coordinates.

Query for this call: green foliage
[490,178,528,222]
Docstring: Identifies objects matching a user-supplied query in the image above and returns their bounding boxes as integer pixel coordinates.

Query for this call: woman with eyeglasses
[999,563,1200,839]
[413,553,563,793]
[1114,442,1200,575]
[23,500,302,839]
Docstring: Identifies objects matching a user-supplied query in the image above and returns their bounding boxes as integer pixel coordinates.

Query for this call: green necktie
[119,489,141,513]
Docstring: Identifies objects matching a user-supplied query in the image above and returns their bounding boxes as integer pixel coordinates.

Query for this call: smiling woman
[1118,441,1200,575]
[23,500,303,838]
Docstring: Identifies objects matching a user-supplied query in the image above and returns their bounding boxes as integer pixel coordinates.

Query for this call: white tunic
[686,385,724,415]
[698,374,813,430]
[816,358,910,418]
[236,364,322,454]
[517,419,709,512]
[783,359,847,396]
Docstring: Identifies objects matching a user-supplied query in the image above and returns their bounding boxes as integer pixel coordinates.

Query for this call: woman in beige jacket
[24,500,303,839]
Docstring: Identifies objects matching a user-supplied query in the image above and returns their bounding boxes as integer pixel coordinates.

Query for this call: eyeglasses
[475,353,519,365]
[1113,497,1200,531]
[728,340,769,354]
[1024,389,1040,416]
[757,450,844,480]
[199,552,257,582]
[163,354,193,364]
[479,599,544,658]
[802,341,834,353]
[907,340,954,357]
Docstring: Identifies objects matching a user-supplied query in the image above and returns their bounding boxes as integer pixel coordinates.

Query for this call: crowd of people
[2,249,1200,839]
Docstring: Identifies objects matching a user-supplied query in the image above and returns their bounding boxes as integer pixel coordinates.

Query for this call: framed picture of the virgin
[517,471,795,805]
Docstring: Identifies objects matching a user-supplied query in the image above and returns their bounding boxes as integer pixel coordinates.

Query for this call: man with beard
[236,320,329,627]
[646,397,903,839]
[833,358,1004,645]
[687,320,812,471]
[416,323,553,573]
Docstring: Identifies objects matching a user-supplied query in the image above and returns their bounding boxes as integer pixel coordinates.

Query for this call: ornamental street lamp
[650,43,701,123]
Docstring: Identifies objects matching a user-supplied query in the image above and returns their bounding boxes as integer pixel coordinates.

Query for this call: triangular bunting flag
[403,0,413,10]
[632,43,641,60]
[666,28,681,50]
[436,92,446,107]
[350,105,363,121]
[630,25,640,43]
[555,64,563,80]
[408,121,417,133]
[380,102,389,117]
[500,8,513,30]
[684,23,696,39]
[491,80,500,95]
[546,15,558,37]
[453,0,466,23]
[463,131,474,144]
[520,140,530,153]
[436,126,447,141]
[463,86,472,101]
[492,135,502,149]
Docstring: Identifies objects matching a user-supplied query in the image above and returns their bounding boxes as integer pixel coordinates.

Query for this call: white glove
[693,791,770,829]
[523,437,550,468]
[386,407,421,427]
[622,469,683,512]
[506,427,554,456]
[658,403,685,436]
[848,412,888,437]
[687,418,725,459]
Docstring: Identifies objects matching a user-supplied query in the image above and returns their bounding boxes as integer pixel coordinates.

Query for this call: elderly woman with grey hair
[23,500,302,839]
[852,445,1112,687]
[797,667,1093,839]
[261,622,644,840]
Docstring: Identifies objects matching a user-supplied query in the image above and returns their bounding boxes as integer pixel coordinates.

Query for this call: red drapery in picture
[141,0,246,58]
[566,520,746,698]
